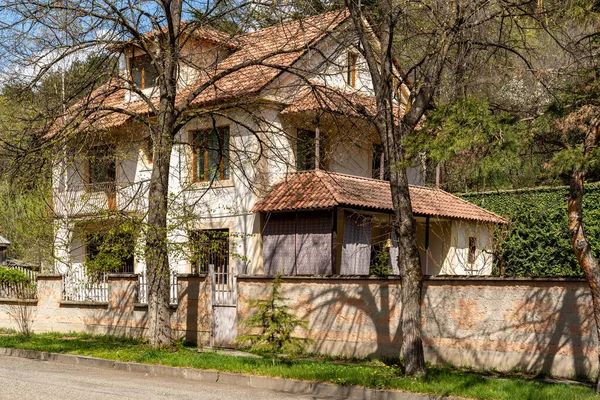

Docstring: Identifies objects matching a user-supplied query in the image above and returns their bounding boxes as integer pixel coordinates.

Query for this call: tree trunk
[568,171,600,394]
[144,0,182,349]
[344,0,427,375]
[145,125,174,347]
[388,126,426,376]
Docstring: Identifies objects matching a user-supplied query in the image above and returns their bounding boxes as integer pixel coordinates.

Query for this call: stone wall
[0,274,596,379]
[237,276,596,378]
[0,274,211,344]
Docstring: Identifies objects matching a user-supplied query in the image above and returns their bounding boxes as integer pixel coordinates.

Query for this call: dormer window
[347,52,357,87]
[130,54,157,89]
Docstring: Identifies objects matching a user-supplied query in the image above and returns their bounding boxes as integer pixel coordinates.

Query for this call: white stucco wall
[441,221,494,275]
[52,23,451,279]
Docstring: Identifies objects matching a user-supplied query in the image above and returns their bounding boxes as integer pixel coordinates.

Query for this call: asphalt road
[0,356,320,400]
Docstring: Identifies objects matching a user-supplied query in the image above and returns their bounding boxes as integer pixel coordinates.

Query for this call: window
[468,237,477,264]
[130,54,157,89]
[190,229,229,282]
[372,144,389,180]
[347,52,357,87]
[296,129,316,171]
[88,146,116,191]
[193,126,230,181]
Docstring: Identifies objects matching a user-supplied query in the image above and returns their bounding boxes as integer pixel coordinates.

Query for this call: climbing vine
[462,185,600,277]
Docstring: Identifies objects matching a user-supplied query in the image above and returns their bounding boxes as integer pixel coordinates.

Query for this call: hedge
[461,185,600,277]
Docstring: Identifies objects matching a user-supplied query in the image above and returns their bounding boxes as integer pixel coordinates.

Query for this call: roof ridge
[313,170,343,205]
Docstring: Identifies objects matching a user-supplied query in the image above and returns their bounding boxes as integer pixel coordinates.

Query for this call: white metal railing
[62,268,109,302]
[52,181,149,217]
[137,270,178,305]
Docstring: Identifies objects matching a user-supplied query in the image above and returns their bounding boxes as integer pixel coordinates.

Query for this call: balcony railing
[53,181,149,216]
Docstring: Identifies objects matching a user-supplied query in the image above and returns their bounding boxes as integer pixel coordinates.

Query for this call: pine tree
[236,271,313,364]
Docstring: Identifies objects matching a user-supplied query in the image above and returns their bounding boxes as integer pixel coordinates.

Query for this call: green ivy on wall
[462,185,600,277]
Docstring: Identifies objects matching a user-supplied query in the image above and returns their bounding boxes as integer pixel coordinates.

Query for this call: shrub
[236,271,314,363]
[0,267,30,285]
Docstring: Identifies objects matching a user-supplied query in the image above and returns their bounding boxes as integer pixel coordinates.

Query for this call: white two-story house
[51,10,507,301]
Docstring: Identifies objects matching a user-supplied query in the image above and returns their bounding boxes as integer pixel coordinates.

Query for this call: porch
[253,170,507,276]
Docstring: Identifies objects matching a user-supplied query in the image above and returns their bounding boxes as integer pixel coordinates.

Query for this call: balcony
[52,181,149,217]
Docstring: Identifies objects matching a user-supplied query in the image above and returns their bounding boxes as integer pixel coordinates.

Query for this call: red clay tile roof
[280,84,405,124]
[281,85,379,117]
[252,170,508,224]
[64,10,351,132]
[184,10,350,106]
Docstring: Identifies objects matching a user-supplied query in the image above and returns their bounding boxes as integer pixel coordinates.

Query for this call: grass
[0,332,597,400]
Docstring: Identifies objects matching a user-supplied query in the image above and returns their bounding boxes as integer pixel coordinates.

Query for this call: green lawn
[0,331,596,400]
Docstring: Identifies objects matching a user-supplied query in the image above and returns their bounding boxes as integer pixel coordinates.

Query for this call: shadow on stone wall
[422,279,594,378]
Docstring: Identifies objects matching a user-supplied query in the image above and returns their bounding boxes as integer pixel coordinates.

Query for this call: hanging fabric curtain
[295,211,332,275]
[340,211,372,275]
[389,230,400,275]
[263,213,296,275]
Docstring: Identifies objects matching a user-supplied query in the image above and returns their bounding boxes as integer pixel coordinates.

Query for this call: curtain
[263,211,332,275]
[389,230,400,275]
[296,211,332,275]
[263,214,296,275]
[340,212,372,275]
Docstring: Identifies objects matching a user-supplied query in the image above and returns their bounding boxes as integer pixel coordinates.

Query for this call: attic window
[347,52,357,87]
[130,54,157,89]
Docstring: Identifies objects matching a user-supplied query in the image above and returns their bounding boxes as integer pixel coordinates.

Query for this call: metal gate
[210,262,237,348]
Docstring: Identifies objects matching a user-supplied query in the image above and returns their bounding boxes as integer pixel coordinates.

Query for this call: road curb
[0,347,454,400]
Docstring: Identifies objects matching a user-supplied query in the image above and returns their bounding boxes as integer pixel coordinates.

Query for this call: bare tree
[0,1,357,347]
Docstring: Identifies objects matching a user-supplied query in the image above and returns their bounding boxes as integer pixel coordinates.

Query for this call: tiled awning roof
[252,170,508,224]
[281,85,405,120]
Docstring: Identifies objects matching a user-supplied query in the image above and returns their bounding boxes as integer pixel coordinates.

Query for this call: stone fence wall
[237,276,596,378]
[0,274,596,379]
[0,274,211,344]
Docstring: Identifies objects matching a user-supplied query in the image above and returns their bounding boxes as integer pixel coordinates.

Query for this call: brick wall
[238,276,596,378]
